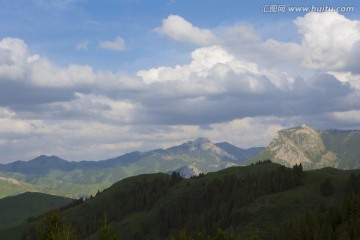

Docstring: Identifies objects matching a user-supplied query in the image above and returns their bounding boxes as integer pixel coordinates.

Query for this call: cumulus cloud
[295,12,360,71]
[0,38,93,88]
[99,36,127,51]
[137,45,257,84]
[135,45,355,125]
[0,38,35,80]
[220,12,360,76]
[0,37,140,91]
[154,15,217,45]
[1,12,360,162]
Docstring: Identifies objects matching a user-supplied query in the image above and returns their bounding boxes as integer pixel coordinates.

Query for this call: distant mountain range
[0,138,263,198]
[2,124,360,199]
[249,124,360,169]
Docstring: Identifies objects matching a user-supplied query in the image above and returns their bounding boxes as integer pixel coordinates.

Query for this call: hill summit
[249,124,360,169]
[167,165,203,178]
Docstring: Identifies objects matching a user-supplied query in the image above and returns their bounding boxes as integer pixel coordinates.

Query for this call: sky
[0,0,360,163]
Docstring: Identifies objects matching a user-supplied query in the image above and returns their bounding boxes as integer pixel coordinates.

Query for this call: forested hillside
[1,161,357,240]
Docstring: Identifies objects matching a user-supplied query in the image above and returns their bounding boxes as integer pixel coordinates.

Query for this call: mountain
[249,124,360,169]
[0,138,262,198]
[167,165,203,178]
[4,162,360,240]
[0,155,75,175]
[0,153,143,175]
[164,137,263,165]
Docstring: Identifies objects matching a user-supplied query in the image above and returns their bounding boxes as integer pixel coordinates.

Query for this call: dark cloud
[130,73,356,126]
[0,79,75,108]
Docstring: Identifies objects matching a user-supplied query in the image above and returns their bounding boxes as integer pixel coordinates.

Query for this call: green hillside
[4,162,360,240]
[0,192,73,230]
[0,176,62,199]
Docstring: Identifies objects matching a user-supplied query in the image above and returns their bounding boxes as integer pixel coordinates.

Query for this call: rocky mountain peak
[282,125,324,153]
[252,124,340,169]
[193,137,211,144]
[167,165,203,179]
[300,123,310,129]
[188,137,212,150]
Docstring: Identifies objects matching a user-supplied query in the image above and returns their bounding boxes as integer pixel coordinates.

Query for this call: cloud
[0,36,143,121]
[219,12,360,77]
[294,12,360,72]
[0,37,140,91]
[154,15,217,46]
[136,45,356,126]
[99,37,127,51]
[39,93,137,124]
[2,12,360,162]
[4,30,355,128]
[0,38,33,80]
[76,42,88,51]
[137,45,256,84]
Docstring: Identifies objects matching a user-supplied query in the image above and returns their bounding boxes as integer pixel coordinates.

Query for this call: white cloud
[137,45,259,85]
[220,12,360,76]
[99,36,127,51]
[45,93,137,124]
[76,42,88,51]
[154,15,217,46]
[0,37,137,89]
[29,59,97,87]
[0,38,30,80]
[2,12,360,162]
[295,12,360,71]
[137,45,292,96]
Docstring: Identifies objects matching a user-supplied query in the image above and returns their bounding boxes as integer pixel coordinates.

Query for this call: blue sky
[3,0,345,71]
[0,0,360,162]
